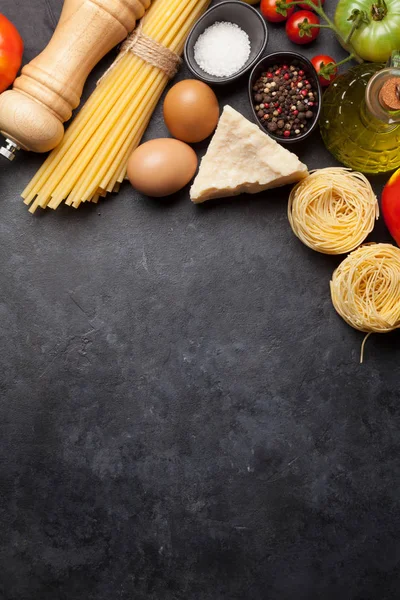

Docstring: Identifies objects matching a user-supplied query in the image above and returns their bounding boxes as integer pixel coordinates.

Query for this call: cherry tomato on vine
[298,0,324,10]
[285,10,320,44]
[260,0,295,23]
[311,55,337,87]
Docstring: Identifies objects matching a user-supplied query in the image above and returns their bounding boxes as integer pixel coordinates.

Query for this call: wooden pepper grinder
[0,0,150,160]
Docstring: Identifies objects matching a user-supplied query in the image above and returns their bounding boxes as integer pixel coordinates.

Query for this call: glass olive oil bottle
[320,54,400,174]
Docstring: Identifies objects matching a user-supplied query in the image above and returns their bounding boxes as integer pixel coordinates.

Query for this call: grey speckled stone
[0,1,400,599]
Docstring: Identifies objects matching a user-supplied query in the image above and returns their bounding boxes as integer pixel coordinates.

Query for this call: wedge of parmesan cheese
[190,105,309,203]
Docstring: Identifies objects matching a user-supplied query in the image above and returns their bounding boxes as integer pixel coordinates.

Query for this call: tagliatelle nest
[331,242,400,333]
[288,167,379,255]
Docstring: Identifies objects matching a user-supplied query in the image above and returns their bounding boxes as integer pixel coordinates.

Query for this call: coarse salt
[194,21,251,78]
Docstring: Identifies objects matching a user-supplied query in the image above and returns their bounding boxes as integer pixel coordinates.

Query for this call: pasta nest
[330,243,400,334]
[288,167,379,255]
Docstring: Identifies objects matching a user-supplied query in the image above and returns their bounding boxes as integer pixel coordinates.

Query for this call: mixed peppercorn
[252,62,318,138]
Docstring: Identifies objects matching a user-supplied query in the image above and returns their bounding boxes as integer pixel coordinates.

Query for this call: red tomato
[260,0,295,23]
[0,14,24,93]
[311,54,337,86]
[285,10,320,44]
[298,0,324,10]
[382,170,400,246]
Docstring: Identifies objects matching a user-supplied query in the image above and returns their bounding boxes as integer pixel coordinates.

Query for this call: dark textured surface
[1,1,400,599]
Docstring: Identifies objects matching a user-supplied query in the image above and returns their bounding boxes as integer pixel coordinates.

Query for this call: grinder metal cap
[0,139,20,161]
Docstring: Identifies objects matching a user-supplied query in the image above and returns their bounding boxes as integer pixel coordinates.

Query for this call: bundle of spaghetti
[22,0,211,212]
[331,243,400,362]
[288,168,379,255]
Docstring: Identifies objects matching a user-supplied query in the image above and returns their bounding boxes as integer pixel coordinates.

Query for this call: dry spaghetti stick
[75,73,167,204]
[37,58,150,209]
[65,68,163,206]
[102,79,166,193]
[48,67,160,208]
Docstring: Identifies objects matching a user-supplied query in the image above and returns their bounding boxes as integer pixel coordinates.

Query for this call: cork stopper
[379,77,400,111]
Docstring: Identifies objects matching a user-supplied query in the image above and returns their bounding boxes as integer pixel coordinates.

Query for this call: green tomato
[335,0,400,62]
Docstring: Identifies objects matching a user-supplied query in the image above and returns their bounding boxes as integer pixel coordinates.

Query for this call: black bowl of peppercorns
[248,51,322,144]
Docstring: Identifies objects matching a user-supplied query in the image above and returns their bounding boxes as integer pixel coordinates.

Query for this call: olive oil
[320,62,400,174]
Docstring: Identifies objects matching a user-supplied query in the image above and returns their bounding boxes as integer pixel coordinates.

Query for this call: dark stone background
[1,1,399,599]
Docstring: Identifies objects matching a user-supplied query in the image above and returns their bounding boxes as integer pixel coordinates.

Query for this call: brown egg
[163,79,220,143]
[127,138,198,198]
